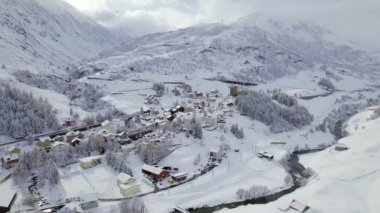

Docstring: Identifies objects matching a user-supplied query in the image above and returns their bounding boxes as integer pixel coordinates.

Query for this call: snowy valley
[0,1,379,213]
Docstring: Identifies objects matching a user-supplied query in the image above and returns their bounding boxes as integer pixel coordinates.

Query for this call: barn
[141,164,169,181]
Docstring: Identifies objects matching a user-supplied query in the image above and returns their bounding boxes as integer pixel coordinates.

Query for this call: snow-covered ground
[219,106,380,213]
[73,68,380,212]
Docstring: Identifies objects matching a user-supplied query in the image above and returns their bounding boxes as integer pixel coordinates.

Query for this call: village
[0,69,363,213]
[0,81,288,213]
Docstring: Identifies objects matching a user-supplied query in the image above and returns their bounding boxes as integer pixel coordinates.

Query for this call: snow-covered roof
[6,146,20,152]
[141,164,163,175]
[290,199,309,212]
[101,120,111,127]
[258,151,273,158]
[79,155,102,163]
[39,136,51,141]
[171,172,187,178]
[0,187,16,207]
[1,154,19,161]
[72,137,82,142]
[121,144,136,150]
[119,181,139,189]
[335,143,348,149]
[116,173,134,184]
[52,141,67,147]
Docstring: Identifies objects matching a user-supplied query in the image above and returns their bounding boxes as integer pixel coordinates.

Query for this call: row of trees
[105,151,132,175]
[152,82,165,97]
[14,70,121,112]
[236,185,270,200]
[186,118,203,139]
[271,89,298,107]
[230,123,244,139]
[318,78,336,91]
[317,103,363,139]
[12,149,59,189]
[0,85,60,138]
[119,197,147,213]
[237,91,313,133]
[139,143,171,164]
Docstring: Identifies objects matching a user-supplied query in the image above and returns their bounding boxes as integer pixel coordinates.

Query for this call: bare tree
[119,197,147,213]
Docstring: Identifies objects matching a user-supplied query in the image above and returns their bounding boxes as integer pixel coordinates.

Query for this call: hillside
[219,106,380,213]
[0,0,118,77]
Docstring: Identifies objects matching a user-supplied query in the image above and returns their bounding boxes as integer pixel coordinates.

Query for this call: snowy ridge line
[0,123,102,147]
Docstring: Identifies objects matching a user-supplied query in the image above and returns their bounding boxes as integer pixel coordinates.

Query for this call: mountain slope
[0,0,119,76]
[80,14,379,83]
[219,106,380,213]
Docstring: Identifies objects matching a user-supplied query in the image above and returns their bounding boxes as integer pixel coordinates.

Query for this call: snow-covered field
[219,106,380,213]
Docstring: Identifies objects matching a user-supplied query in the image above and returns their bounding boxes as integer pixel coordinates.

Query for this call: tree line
[0,85,60,138]
[237,90,313,133]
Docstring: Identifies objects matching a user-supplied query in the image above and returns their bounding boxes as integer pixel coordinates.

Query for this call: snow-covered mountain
[0,0,119,76]
[79,14,379,83]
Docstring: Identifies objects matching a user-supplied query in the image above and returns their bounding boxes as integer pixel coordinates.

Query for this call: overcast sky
[64,0,379,50]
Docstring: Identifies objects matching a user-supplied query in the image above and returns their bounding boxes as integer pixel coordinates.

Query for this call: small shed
[335,143,348,151]
[230,85,239,97]
[289,199,310,212]
[171,172,187,182]
[257,151,274,160]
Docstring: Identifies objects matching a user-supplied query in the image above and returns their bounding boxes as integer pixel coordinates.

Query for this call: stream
[188,149,323,213]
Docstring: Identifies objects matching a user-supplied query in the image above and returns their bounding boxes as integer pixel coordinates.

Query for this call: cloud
[64,0,380,50]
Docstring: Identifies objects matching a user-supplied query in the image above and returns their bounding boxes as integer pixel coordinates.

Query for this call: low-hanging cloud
[64,0,380,50]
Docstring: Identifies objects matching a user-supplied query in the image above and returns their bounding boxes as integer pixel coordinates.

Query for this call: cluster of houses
[137,86,239,137]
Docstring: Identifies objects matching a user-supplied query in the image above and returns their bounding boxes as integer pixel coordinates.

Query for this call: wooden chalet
[141,164,169,181]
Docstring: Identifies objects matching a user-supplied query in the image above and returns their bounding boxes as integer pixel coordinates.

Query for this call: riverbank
[188,149,324,213]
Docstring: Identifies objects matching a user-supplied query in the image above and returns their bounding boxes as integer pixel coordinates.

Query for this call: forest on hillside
[0,85,60,138]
